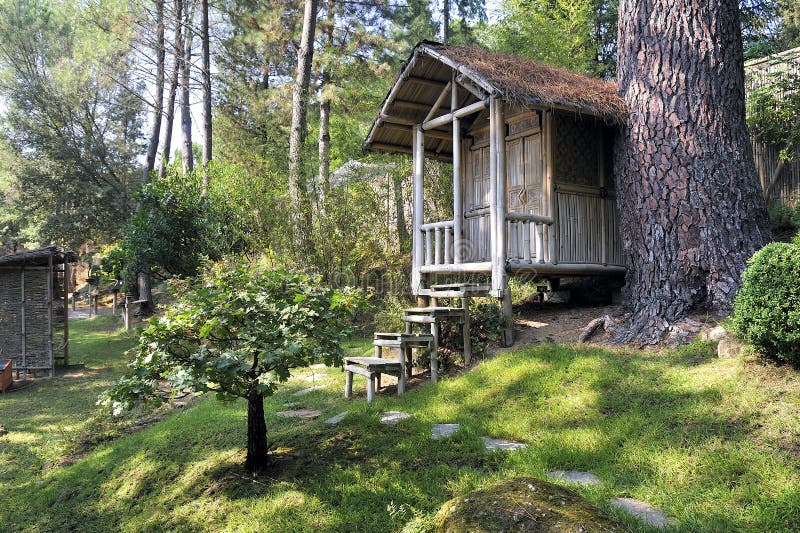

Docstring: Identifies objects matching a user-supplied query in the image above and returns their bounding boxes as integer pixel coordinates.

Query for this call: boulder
[435,477,629,533]
[701,325,728,343]
[718,336,744,359]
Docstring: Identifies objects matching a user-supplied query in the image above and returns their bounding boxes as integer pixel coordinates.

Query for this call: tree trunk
[614,0,769,342]
[180,0,194,176]
[317,77,330,210]
[245,390,269,471]
[200,0,212,189]
[287,0,318,244]
[144,0,165,181]
[137,270,154,315]
[393,172,410,252]
[442,0,450,43]
[158,0,182,178]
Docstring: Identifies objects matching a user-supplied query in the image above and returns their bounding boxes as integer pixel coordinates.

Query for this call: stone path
[431,423,460,440]
[610,498,673,528]
[546,470,602,486]
[276,409,321,419]
[380,411,411,425]
[480,436,528,451]
[325,411,349,425]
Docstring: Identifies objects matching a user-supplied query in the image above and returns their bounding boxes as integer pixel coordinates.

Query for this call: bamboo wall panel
[0,268,57,372]
[556,192,623,265]
[552,113,601,187]
[751,140,800,206]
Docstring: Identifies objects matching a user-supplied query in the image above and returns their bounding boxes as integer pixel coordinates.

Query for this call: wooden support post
[112,290,118,316]
[47,256,54,377]
[488,98,500,296]
[20,268,26,381]
[375,344,382,390]
[452,78,463,264]
[366,376,375,403]
[430,322,439,383]
[462,295,472,366]
[345,370,353,398]
[494,99,513,346]
[544,111,558,264]
[501,278,514,347]
[63,262,69,366]
[412,126,425,295]
[124,295,132,331]
[397,365,405,395]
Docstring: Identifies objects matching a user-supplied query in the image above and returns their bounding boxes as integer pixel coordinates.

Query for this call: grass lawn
[2,318,800,532]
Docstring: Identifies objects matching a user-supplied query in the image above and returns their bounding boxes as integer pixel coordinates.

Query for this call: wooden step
[420,283,490,298]
[344,357,403,371]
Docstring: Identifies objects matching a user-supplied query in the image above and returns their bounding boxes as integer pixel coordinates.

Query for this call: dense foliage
[100,262,364,469]
[732,240,800,364]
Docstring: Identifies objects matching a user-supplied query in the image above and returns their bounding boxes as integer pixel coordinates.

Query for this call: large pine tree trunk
[245,390,268,471]
[614,0,769,342]
[287,0,318,245]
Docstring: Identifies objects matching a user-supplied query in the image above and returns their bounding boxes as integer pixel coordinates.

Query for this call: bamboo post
[489,98,500,296]
[494,98,513,347]
[545,111,558,264]
[112,290,118,316]
[462,295,472,366]
[124,295,132,331]
[452,78,463,264]
[412,126,425,295]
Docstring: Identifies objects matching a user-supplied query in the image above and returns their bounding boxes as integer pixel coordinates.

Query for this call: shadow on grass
[5,341,800,532]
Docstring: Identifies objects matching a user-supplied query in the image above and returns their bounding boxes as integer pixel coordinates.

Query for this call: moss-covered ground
[2,317,800,532]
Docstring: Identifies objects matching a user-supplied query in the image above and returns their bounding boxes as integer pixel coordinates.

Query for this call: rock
[481,436,527,451]
[380,411,412,425]
[432,423,461,440]
[436,477,628,532]
[547,470,602,486]
[544,290,571,304]
[609,498,673,528]
[325,411,349,425]
[276,409,321,419]
[701,325,728,343]
[292,386,323,396]
[718,336,744,359]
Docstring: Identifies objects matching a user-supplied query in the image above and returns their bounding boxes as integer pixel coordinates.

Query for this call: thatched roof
[363,41,626,160]
[0,246,77,267]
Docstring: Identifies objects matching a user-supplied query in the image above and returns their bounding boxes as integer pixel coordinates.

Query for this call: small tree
[100,262,363,470]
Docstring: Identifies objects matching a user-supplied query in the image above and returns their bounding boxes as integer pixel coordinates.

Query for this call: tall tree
[614,0,769,342]
[144,0,166,180]
[159,0,183,178]
[287,0,318,240]
[200,0,212,185]
[180,0,194,175]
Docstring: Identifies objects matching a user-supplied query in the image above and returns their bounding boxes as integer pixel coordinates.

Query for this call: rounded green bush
[731,242,800,364]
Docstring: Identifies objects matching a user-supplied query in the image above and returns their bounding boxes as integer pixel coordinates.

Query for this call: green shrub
[731,242,800,364]
[768,202,800,241]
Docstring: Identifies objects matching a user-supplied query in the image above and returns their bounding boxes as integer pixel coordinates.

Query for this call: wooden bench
[344,332,433,403]
[403,307,467,383]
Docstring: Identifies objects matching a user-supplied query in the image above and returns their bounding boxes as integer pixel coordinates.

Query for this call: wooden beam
[369,142,452,161]
[395,99,450,113]
[422,99,489,131]
[381,122,451,141]
[424,81,452,123]
[405,76,447,89]
[489,98,499,297]
[379,114,416,126]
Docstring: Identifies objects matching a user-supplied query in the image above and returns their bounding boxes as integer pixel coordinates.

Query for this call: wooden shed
[0,246,76,378]
[363,42,628,315]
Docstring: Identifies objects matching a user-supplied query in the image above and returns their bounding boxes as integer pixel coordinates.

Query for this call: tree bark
[393,172,410,252]
[158,0,180,178]
[200,0,212,189]
[180,0,194,176]
[287,0,319,244]
[614,0,769,342]
[245,390,269,471]
[144,0,165,181]
[317,75,330,209]
[442,0,450,43]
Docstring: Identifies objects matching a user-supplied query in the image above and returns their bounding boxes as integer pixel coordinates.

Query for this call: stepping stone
[292,386,323,397]
[325,411,349,425]
[432,423,461,440]
[380,411,411,425]
[481,436,528,451]
[277,409,321,419]
[610,498,673,528]
[547,470,602,486]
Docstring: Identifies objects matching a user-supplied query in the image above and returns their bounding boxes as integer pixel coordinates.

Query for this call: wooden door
[507,132,544,215]
[464,143,491,262]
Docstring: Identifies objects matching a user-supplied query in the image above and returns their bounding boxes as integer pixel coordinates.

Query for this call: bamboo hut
[0,246,76,378]
[745,45,800,205]
[363,42,627,331]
